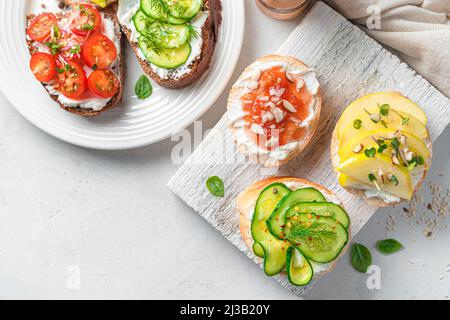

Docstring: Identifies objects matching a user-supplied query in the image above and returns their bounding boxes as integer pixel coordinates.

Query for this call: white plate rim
[0,0,245,150]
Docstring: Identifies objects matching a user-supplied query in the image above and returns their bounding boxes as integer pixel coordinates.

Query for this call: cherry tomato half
[87,69,119,98]
[57,61,87,99]
[29,52,57,83]
[82,33,117,70]
[27,13,57,43]
[70,4,102,36]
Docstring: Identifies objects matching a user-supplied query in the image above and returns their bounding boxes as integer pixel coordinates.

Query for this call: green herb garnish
[45,41,62,55]
[364,147,376,158]
[391,109,410,125]
[351,243,372,273]
[81,23,94,31]
[353,119,362,129]
[377,144,388,154]
[388,174,399,186]
[135,75,153,100]
[368,173,377,182]
[70,44,81,54]
[380,120,387,128]
[286,220,337,248]
[407,161,417,170]
[150,0,169,14]
[187,24,199,42]
[376,239,403,255]
[415,155,425,165]
[52,24,61,40]
[391,137,400,149]
[55,64,72,74]
[206,176,225,197]
[379,103,390,116]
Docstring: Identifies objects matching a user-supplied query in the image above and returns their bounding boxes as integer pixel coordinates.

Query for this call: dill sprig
[139,19,170,55]
[187,24,199,42]
[171,1,189,18]
[286,221,337,248]
[150,0,170,14]
[139,34,166,56]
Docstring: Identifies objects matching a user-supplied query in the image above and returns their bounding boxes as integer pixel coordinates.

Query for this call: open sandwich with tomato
[26,2,124,116]
[117,0,222,89]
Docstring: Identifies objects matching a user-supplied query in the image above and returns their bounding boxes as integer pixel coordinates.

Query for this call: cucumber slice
[141,0,188,25]
[133,9,149,32]
[286,247,313,286]
[251,183,290,258]
[166,0,202,20]
[267,188,326,240]
[138,37,191,69]
[285,202,350,229]
[284,213,348,263]
[259,239,290,276]
[134,10,189,49]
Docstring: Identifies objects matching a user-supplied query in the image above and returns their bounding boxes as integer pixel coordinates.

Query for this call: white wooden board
[167,2,450,296]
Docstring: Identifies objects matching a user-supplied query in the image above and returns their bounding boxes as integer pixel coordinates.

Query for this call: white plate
[0,0,244,150]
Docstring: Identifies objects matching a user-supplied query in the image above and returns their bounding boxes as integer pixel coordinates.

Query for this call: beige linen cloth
[325,0,450,97]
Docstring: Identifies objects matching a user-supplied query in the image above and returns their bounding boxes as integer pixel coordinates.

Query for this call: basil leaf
[206,176,225,197]
[135,75,153,100]
[351,243,372,273]
[377,239,403,255]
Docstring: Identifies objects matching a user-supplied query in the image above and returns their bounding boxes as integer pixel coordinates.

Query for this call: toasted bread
[120,0,222,89]
[330,123,432,208]
[237,177,350,281]
[26,4,125,117]
[227,55,322,167]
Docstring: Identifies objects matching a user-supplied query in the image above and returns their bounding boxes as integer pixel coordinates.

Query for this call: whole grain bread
[26,4,125,117]
[227,55,322,168]
[121,0,222,89]
[237,177,350,281]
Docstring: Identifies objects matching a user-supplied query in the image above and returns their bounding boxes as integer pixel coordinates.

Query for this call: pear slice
[336,92,427,136]
[338,173,365,188]
[339,129,430,167]
[339,109,428,143]
[337,154,413,200]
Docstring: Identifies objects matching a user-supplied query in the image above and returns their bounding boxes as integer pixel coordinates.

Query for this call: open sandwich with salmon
[227,55,322,167]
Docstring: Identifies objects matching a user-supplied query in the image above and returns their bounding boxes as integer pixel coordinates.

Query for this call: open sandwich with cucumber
[237,177,350,286]
[118,0,222,89]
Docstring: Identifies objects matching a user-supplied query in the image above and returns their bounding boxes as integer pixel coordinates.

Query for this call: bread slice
[237,176,350,282]
[26,4,125,117]
[120,0,222,89]
[227,55,322,167]
[330,123,432,208]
